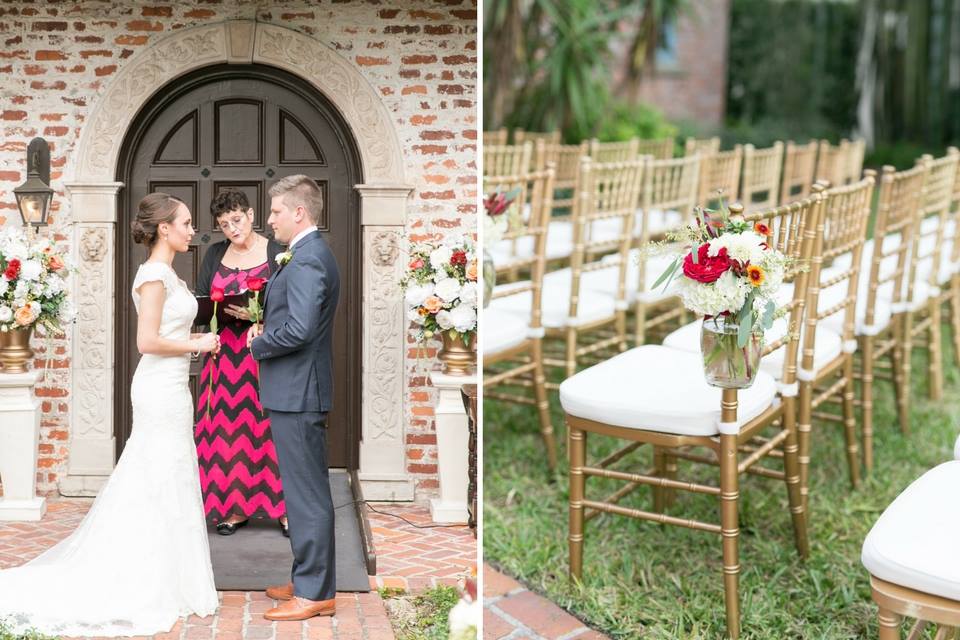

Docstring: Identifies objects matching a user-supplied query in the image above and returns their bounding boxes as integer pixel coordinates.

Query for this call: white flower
[434,277,462,303]
[448,598,480,640]
[407,306,426,325]
[18,259,42,282]
[708,231,766,265]
[14,280,28,300]
[449,303,477,332]
[429,245,453,270]
[0,306,11,323]
[29,300,40,316]
[275,251,293,266]
[44,274,64,296]
[680,270,749,318]
[459,282,477,306]
[0,278,7,295]
[404,283,434,308]
[30,281,44,297]
[435,309,454,330]
[59,304,77,324]
[483,214,508,245]
[1,238,29,261]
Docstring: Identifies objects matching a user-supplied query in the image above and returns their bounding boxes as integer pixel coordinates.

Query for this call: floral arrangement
[401,235,478,342]
[655,203,788,348]
[483,188,518,244]
[448,568,479,640]
[0,226,73,334]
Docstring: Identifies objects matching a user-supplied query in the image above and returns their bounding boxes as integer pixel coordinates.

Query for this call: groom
[248,174,340,621]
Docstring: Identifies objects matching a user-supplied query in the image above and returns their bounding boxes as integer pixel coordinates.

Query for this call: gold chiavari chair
[902,150,960,403]
[483,166,559,470]
[695,145,743,209]
[684,136,721,156]
[742,142,784,212]
[814,138,864,187]
[588,138,640,163]
[489,157,644,384]
[779,140,818,204]
[561,195,823,640]
[536,141,588,213]
[484,142,533,177]
[514,129,561,146]
[818,165,926,471]
[947,150,960,367]
[635,137,675,160]
[796,174,875,503]
[846,138,866,184]
[483,127,508,146]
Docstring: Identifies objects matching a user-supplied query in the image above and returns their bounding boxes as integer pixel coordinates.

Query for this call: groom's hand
[247,323,262,349]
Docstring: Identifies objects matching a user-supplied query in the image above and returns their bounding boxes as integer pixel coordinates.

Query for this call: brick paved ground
[483,564,610,640]
[0,499,477,640]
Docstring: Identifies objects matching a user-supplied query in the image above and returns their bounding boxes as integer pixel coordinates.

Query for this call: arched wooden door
[115,64,362,469]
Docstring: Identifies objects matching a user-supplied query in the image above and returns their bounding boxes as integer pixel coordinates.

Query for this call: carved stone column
[60,182,123,496]
[356,185,415,500]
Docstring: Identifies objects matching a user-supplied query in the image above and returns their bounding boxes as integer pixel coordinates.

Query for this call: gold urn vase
[0,326,34,374]
[438,331,476,375]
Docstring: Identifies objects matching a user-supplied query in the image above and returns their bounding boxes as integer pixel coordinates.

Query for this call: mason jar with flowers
[654,203,788,388]
[401,236,478,375]
[0,227,74,373]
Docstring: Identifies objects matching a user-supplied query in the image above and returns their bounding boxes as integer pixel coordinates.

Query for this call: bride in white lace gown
[0,194,221,636]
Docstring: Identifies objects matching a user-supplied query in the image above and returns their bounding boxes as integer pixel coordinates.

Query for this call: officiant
[193,189,289,537]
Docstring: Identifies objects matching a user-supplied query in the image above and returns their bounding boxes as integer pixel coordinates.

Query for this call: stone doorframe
[62,21,416,500]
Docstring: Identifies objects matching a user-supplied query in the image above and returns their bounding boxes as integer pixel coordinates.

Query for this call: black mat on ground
[207,470,370,592]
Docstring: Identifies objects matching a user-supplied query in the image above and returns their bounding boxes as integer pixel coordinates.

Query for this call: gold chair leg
[532,339,558,471]
[565,327,578,381]
[719,430,741,640]
[877,607,901,640]
[899,312,914,434]
[797,379,813,512]
[781,397,809,559]
[634,301,647,347]
[568,423,586,580]
[930,298,944,400]
[860,335,874,474]
[891,313,910,435]
[616,308,628,353]
[842,354,861,489]
[663,452,678,508]
[951,276,960,367]
[652,446,666,513]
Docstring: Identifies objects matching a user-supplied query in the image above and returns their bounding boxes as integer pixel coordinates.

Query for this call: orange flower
[746,264,765,287]
[466,259,478,281]
[754,221,771,236]
[48,255,65,271]
[14,305,35,326]
[423,295,443,313]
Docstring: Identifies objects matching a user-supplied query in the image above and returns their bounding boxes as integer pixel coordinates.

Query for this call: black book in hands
[194,291,255,327]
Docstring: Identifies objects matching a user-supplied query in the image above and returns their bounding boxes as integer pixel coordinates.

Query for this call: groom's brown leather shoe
[265,582,294,601]
[263,596,336,621]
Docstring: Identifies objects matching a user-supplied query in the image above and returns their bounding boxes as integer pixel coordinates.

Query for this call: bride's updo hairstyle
[131,192,185,247]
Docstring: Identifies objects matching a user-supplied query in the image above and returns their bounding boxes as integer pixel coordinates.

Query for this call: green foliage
[595,102,678,144]
[484,336,960,638]
[0,619,58,640]
[382,585,462,640]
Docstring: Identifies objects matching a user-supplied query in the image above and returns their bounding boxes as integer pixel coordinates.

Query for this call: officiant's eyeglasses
[217,212,251,232]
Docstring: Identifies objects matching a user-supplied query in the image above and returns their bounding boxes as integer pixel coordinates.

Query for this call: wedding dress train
[0,262,218,636]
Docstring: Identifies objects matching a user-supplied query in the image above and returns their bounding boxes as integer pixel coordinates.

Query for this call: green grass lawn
[483,337,960,639]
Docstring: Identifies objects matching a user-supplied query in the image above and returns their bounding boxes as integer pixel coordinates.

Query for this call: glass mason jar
[700,315,763,389]
[482,248,496,308]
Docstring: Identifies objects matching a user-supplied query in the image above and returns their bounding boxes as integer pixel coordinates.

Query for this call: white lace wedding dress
[0,262,218,636]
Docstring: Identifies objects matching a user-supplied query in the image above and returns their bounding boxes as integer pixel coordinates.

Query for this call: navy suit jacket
[250,229,340,413]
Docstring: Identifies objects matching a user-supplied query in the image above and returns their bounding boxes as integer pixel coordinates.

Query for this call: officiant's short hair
[269,174,324,225]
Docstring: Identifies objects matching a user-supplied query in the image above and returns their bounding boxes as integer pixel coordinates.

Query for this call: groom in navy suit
[248,174,340,621]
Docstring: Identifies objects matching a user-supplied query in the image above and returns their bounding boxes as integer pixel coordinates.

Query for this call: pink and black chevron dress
[194,261,285,521]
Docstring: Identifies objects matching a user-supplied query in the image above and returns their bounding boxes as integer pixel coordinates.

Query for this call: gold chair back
[514,129,561,146]
[636,138,675,160]
[536,142,589,214]
[684,136,721,156]
[484,142,533,177]
[780,140,818,204]
[696,145,743,208]
[588,138,640,163]
[483,128,508,146]
[742,142,784,211]
[910,150,960,295]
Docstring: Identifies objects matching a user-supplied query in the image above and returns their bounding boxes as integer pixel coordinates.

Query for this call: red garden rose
[210,287,225,303]
[450,249,468,266]
[3,258,21,281]
[246,277,266,292]
[682,244,732,284]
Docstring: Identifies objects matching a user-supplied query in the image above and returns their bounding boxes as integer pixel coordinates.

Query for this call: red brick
[75,35,104,43]
[115,35,148,45]
[31,21,68,32]
[425,25,456,35]
[42,126,68,137]
[0,170,20,181]
[126,20,163,31]
[402,54,437,65]
[439,85,465,95]
[184,9,215,19]
[1,110,26,121]
[95,65,117,76]
[402,85,428,96]
[141,6,172,17]
[35,50,66,61]
[484,608,516,639]
[356,56,389,66]
[23,65,45,75]
[496,590,587,639]
[80,49,111,58]
[410,10,445,20]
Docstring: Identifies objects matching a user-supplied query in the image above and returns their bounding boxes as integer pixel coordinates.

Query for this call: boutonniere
[276,250,294,267]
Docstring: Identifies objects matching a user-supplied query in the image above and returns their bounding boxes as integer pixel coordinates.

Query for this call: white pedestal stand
[0,371,47,521]
[428,369,476,524]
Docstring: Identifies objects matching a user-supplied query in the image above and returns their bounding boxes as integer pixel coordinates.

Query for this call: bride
[0,193,221,636]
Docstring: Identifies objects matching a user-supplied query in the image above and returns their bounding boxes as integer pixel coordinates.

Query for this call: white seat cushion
[861,461,960,601]
[559,345,778,437]
[829,235,902,281]
[662,318,843,380]
[489,270,619,329]
[483,308,531,356]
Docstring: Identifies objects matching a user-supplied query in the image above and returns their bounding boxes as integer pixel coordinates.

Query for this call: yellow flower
[746,264,765,287]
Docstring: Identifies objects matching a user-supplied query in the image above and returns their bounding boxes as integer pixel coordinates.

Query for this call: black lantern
[13,138,53,228]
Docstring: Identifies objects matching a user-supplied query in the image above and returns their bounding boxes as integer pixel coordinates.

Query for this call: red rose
[409,258,424,270]
[450,250,467,266]
[246,277,266,292]
[3,259,21,281]
[210,287,225,303]
[682,245,731,284]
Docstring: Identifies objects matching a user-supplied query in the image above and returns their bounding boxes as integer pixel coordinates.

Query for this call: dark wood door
[116,65,362,469]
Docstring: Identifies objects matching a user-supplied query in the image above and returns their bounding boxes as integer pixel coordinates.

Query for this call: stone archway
[62,20,415,501]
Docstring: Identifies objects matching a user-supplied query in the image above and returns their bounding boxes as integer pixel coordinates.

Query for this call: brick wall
[0,1,477,500]
[616,0,730,127]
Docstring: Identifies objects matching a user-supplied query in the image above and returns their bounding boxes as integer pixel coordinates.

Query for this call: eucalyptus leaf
[762,300,776,330]
[738,312,752,348]
[652,257,679,290]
